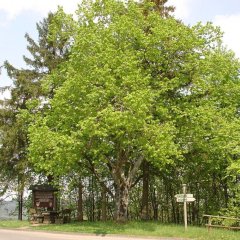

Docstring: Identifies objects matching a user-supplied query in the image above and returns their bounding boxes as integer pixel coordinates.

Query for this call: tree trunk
[222,179,229,208]
[114,181,130,222]
[18,191,23,221]
[17,176,24,221]
[101,187,107,221]
[141,160,149,220]
[77,180,83,221]
[112,154,144,223]
[90,176,95,221]
[152,186,158,221]
[47,175,54,183]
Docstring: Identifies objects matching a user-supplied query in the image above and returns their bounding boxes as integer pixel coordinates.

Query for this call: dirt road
[0,229,187,240]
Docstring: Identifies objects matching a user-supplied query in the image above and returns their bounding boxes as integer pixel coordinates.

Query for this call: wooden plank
[203,215,240,221]
[206,224,240,230]
[204,215,240,231]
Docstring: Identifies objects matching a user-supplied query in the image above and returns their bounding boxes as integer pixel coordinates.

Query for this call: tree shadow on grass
[93,221,158,236]
[94,230,107,236]
[92,222,126,236]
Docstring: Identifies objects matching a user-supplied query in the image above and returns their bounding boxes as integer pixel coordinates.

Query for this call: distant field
[0,201,27,220]
[1,220,240,240]
[0,201,18,220]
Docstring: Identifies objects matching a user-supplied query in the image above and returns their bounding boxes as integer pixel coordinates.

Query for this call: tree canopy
[25,0,240,221]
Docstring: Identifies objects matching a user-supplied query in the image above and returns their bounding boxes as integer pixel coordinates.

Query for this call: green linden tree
[27,0,240,221]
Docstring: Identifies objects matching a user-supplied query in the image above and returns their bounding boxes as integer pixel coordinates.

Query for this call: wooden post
[183,184,187,231]
[208,216,212,232]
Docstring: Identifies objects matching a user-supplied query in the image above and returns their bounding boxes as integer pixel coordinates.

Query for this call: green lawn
[0,220,240,240]
[0,220,30,228]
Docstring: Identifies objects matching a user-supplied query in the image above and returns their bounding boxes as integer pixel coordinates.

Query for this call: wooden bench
[55,209,72,224]
[203,214,240,231]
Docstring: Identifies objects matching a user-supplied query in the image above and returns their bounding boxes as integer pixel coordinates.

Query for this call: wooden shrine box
[29,184,58,211]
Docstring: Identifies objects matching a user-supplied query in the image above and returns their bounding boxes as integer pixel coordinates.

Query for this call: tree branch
[87,158,114,198]
[128,155,144,184]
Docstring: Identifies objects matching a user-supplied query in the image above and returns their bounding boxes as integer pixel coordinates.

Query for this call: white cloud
[213,14,240,57]
[168,1,240,58]
[167,0,192,21]
[0,0,80,20]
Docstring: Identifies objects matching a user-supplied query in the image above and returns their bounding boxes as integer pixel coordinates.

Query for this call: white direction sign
[176,197,196,203]
[186,197,195,202]
[175,194,195,203]
[175,194,193,198]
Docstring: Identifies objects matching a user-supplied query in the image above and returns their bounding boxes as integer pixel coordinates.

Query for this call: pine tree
[0,10,72,220]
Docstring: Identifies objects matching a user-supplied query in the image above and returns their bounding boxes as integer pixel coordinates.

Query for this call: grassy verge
[1,220,240,240]
[0,220,30,228]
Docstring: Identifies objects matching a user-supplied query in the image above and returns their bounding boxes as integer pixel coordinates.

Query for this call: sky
[0,0,240,97]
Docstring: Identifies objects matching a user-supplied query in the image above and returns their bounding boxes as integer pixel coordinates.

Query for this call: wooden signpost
[175,184,195,231]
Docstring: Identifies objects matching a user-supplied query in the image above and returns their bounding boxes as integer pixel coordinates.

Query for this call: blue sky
[1,0,240,95]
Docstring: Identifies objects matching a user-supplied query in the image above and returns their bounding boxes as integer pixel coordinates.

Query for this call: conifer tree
[0,10,72,220]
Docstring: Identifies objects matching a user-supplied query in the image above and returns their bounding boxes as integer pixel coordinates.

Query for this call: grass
[1,220,240,239]
[0,220,30,228]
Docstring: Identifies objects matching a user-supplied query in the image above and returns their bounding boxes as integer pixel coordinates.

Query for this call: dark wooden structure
[30,184,58,211]
[29,184,59,223]
[29,184,71,224]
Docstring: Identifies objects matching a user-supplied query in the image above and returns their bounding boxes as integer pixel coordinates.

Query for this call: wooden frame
[203,214,240,231]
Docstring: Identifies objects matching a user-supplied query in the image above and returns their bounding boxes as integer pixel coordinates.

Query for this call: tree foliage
[26,0,240,221]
